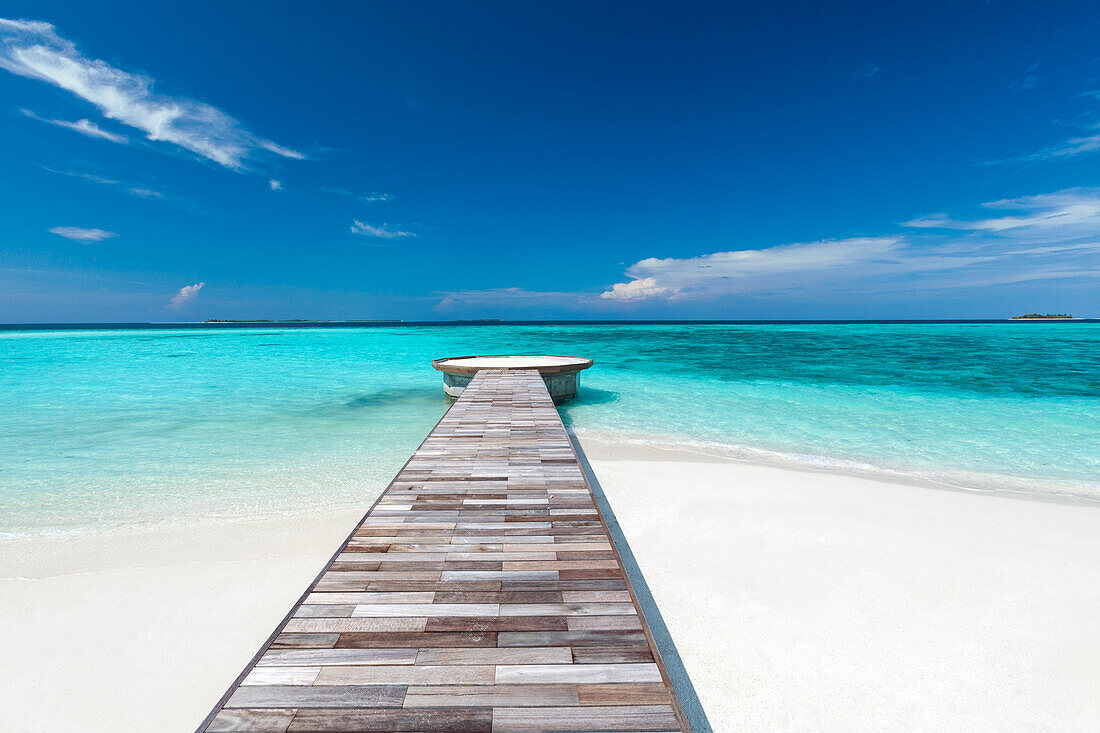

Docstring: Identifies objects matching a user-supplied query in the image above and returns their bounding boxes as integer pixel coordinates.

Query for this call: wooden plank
[490,704,679,731]
[303,591,434,604]
[571,645,655,664]
[577,683,672,706]
[431,591,563,604]
[497,630,649,647]
[314,664,494,685]
[256,649,417,666]
[567,615,645,631]
[498,602,638,616]
[561,591,632,603]
[494,663,663,684]
[240,667,319,686]
[350,603,498,617]
[423,616,569,632]
[224,685,405,708]
[414,647,572,665]
[403,684,578,708]
[206,709,296,732]
[288,708,492,732]
[334,631,497,648]
[282,618,427,633]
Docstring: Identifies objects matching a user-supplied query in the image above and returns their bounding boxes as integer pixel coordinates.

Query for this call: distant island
[204,319,329,323]
[1010,314,1074,320]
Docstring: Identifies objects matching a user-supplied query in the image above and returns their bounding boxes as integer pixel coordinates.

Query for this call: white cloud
[48,225,115,242]
[602,237,904,301]
[850,63,880,80]
[0,17,302,169]
[600,190,1100,302]
[39,165,167,201]
[323,187,393,202]
[350,220,415,239]
[997,89,1100,162]
[1009,62,1040,91]
[435,287,585,311]
[600,277,678,301]
[1011,126,1100,162]
[168,282,204,309]
[269,179,283,191]
[21,108,126,143]
[903,190,1100,235]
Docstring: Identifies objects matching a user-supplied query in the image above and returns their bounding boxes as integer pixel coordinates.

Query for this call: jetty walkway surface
[200,368,688,732]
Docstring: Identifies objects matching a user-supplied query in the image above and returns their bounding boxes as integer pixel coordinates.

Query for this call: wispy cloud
[350,220,415,239]
[39,165,167,201]
[1008,125,1100,163]
[995,89,1100,163]
[0,17,302,170]
[49,225,116,242]
[435,287,585,311]
[269,179,283,191]
[21,108,127,143]
[168,282,204,309]
[1010,61,1040,91]
[903,190,1100,234]
[324,187,393,202]
[599,189,1100,302]
[850,63,880,80]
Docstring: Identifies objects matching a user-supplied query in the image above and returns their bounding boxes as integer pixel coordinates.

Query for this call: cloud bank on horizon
[596,190,1100,302]
[441,189,1100,310]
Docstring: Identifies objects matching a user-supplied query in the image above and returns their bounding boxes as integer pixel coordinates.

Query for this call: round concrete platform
[431,354,593,403]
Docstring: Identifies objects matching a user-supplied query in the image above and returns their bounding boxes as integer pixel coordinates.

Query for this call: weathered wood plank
[413,647,572,665]
[240,667,319,686]
[490,704,679,731]
[256,648,417,667]
[403,684,578,708]
[287,708,492,732]
[494,663,663,684]
[333,631,497,648]
[314,664,494,685]
[206,709,296,732]
[282,618,427,633]
[224,685,405,708]
[577,683,672,706]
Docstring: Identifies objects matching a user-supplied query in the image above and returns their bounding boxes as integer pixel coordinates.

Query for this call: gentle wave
[570,426,1100,503]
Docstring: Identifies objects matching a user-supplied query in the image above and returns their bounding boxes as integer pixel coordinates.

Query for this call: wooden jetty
[200,367,688,732]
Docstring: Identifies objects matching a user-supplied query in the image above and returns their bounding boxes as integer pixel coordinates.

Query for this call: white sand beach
[0,510,365,732]
[579,436,1100,731]
[3,445,1098,731]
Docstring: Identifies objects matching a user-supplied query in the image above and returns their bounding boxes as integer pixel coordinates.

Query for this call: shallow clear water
[1,323,1098,536]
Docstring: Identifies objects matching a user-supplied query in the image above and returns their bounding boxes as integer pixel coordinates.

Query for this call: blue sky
[1,1,1099,322]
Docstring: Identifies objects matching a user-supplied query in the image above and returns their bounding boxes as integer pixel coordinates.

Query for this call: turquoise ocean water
[1,323,1098,537]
